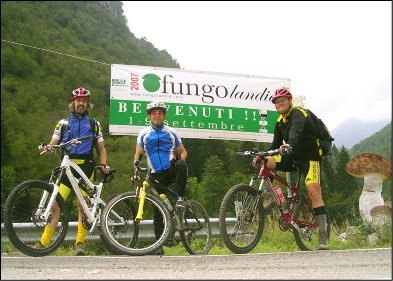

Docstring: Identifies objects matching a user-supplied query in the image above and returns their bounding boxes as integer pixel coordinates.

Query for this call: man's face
[148,110,166,127]
[74,98,89,114]
[274,97,291,114]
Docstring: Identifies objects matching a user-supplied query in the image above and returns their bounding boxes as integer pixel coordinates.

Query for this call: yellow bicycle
[100,162,212,255]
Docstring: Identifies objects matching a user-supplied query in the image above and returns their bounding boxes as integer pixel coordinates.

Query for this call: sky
[121,1,392,131]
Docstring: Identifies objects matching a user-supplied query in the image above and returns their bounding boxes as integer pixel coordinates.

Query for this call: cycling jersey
[136,124,182,173]
[52,113,104,160]
[269,106,321,161]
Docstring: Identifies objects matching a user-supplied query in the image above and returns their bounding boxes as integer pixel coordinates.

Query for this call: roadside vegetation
[2,212,390,257]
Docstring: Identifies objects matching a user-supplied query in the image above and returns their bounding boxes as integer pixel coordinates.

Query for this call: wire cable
[1,39,111,66]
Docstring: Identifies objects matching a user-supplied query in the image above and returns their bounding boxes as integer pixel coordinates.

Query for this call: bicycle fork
[135,181,148,222]
[35,166,66,222]
[36,184,60,223]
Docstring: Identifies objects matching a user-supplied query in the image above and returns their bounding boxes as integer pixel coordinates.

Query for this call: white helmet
[146,101,167,114]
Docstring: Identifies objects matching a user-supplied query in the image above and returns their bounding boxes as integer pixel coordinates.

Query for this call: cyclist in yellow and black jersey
[264,87,329,250]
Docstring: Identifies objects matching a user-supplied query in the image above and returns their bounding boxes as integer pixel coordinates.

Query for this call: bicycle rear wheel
[180,200,212,255]
[291,196,331,251]
[3,180,69,257]
[100,191,171,255]
[219,184,265,254]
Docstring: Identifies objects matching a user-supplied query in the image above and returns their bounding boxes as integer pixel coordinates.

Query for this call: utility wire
[1,39,111,66]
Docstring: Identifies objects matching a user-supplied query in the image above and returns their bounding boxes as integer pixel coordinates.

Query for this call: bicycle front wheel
[291,196,331,251]
[3,180,69,257]
[218,184,265,254]
[180,200,212,255]
[100,191,172,255]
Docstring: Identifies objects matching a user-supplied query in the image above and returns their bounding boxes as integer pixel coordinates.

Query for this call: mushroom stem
[359,175,384,222]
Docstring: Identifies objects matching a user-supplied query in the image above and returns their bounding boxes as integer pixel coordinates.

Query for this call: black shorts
[273,155,321,185]
[59,159,95,200]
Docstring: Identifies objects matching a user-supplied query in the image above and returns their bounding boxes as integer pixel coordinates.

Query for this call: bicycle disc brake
[31,208,51,227]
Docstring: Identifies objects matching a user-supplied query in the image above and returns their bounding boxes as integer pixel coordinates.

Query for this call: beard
[75,105,87,115]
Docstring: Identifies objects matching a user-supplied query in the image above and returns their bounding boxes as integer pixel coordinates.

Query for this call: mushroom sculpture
[345,153,392,222]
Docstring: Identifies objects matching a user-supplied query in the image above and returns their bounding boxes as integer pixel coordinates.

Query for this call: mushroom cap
[345,153,392,179]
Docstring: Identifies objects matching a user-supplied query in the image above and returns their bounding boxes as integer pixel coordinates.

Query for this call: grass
[2,215,391,256]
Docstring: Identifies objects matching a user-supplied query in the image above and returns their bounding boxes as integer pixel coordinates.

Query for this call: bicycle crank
[278,216,290,231]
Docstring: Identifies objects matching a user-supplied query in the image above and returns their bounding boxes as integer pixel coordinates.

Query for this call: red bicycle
[218,148,330,253]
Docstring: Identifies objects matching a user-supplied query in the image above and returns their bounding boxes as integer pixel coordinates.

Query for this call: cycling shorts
[57,159,95,200]
[273,155,320,185]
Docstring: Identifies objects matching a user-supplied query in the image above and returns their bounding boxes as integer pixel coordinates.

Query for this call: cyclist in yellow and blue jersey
[35,87,110,255]
[132,101,188,255]
[264,87,329,250]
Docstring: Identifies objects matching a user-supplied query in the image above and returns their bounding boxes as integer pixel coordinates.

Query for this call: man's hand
[100,164,110,174]
[279,144,293,155]
[131,174,140,184]
[170,153,181,167]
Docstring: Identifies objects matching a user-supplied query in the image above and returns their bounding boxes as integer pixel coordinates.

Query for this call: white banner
[109,64,291,142]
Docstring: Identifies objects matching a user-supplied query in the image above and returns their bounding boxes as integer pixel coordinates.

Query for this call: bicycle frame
[37,150,106,234]
[248,152,318,233]
[133,168,197,232]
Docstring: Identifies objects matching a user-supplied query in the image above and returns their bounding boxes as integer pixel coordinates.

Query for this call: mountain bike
[3,136,117,257]
[218,148,330,253]
[100,163,212,255]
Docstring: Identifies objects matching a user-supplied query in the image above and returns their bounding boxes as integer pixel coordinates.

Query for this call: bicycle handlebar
[235,149,280,157]
[40,135,93,154]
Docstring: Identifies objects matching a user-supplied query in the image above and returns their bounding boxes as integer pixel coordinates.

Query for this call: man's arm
[134,146,144,163]
[176,144,187,160]
[131,146,144,183]
[96,141,109,174]
[39,138,60,154]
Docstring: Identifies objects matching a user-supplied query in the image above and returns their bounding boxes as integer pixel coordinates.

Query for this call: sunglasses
[149,111,165,116]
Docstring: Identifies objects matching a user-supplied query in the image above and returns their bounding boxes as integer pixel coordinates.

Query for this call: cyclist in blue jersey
[35,87,110,255]
[132,101,188,255]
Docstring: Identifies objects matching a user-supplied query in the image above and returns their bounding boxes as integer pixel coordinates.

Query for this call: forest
[1,1,391,225]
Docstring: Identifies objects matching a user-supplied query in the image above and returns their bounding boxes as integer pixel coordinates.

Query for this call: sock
[75,221,87,245]
[315,214,327,233]
[40,226,55,246]
[313,206,326,216]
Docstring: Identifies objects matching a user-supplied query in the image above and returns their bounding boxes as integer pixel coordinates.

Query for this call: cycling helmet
[146,101,167,114]
[271,88,292,104]
[71,87,91,101]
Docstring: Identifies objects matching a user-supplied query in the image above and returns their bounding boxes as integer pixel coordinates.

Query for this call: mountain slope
[349,122,392,159]
[331,118,389,149]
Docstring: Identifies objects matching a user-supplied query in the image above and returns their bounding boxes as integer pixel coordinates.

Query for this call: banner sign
[110,64,291,142]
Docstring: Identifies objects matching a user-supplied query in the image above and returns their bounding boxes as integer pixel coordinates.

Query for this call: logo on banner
[112,78,127,87]
[142,73,161,92]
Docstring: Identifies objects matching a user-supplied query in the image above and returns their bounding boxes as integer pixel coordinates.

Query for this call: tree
[325,146,361,224]
[200,155,228,217]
